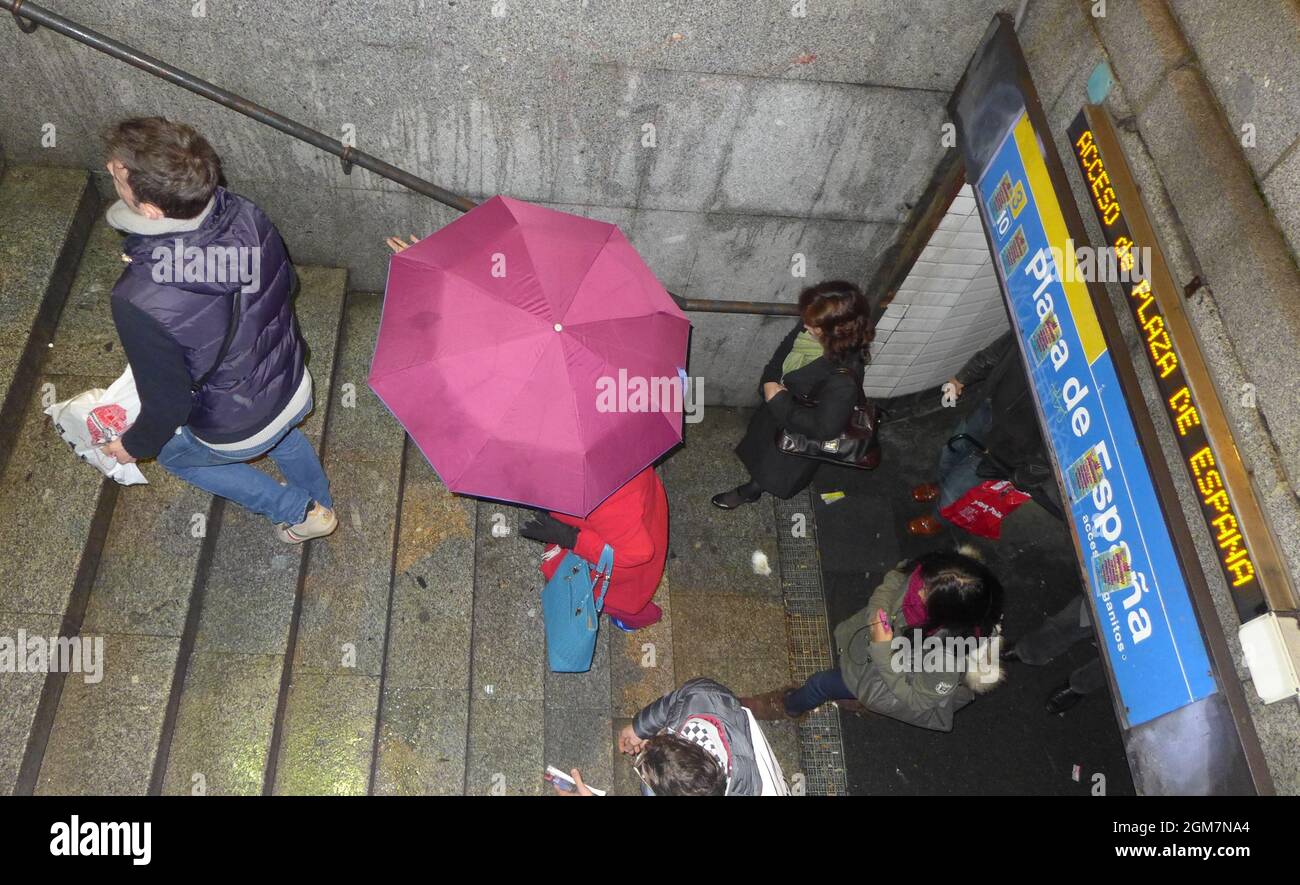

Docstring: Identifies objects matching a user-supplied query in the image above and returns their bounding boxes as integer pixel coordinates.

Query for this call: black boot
[1045,682,1085,714]
[711,481,761,510]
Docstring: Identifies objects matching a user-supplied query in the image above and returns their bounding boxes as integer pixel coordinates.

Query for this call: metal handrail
[3,0,800,316]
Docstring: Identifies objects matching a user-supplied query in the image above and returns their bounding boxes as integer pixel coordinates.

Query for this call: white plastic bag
[44,367,149,485]
[741,707,791,796]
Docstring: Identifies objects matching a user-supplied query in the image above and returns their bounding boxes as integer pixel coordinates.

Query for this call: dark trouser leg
[1014,596,1093,666]
[936,400,994,516]
[783,669,855,716]
[1069,656,1105,695]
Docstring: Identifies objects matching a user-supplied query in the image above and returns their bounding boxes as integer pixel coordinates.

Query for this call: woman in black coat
[713,280,874,509]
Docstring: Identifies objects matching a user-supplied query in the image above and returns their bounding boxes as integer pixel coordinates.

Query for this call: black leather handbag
[775,368,882,469]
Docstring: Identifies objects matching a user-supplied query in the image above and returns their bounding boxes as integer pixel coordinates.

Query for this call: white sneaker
[275,503,338,544]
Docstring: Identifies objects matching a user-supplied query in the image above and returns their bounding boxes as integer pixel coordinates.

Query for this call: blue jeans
[784,669,855,716]
[157,398,331,526]
[937,399,994,514]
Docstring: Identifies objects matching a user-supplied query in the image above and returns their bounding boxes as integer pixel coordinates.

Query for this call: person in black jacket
[712,280,874,509]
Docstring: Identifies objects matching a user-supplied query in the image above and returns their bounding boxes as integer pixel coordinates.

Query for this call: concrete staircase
[0,165,804,796]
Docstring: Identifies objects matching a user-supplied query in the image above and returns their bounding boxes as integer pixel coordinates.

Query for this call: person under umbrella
[381,201,687,635]
[518,465,669,631]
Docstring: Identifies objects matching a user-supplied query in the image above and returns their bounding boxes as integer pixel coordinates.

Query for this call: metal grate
[772,490,849,796]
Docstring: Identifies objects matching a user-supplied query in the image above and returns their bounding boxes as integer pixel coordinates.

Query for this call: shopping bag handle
[592,544,614,611]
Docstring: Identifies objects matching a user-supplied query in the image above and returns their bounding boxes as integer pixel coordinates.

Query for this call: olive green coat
[833,564,978,732]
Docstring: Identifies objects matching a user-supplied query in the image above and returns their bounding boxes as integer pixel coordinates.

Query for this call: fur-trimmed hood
[956,543,1006,694]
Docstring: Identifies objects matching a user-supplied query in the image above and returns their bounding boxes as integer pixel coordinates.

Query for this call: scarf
[902,565,985,638]
[902,565,928,629]
[780,331,823,378]
[106,196,214,237]
[674,715,732,793]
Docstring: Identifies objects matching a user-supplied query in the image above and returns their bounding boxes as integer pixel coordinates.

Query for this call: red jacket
[539,466,668,616]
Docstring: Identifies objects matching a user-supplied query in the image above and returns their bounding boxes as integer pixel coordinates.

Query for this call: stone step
[371,438,476,795]
[29,218,211,796]
[30,264,347,795]
[141,267,348,796]
[0,166,97,477]
[464,500,548,796]
[657,411,803,781]
[0,209,123,794]
[265,291,406,796]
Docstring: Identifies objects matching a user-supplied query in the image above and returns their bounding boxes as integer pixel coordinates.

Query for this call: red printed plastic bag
[939,480,1031,539]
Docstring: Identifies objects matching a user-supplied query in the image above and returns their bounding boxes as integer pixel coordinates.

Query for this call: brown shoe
[911,482,940,503]
[740,687,799,721]
[907,514,944,536]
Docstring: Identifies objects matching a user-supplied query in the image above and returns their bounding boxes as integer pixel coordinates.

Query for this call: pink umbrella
[369,196,691,516]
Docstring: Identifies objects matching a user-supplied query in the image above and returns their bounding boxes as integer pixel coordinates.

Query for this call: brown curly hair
[798,280,874,363]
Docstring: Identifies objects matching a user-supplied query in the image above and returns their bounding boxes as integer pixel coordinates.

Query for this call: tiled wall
[863,184,1009,400]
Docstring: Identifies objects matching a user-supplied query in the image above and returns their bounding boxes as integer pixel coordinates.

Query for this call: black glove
[519,512,579,548]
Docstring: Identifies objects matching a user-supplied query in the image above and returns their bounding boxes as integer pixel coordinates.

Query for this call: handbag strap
[191,292,242,394]
[592,544,615,610]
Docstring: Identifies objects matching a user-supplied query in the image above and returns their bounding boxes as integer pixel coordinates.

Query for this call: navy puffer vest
[113,187,304,443]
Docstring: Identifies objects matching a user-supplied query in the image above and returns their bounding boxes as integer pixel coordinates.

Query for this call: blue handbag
[541,544,614,673]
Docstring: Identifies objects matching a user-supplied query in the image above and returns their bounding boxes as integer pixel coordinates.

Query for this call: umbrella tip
[554,323,563,332]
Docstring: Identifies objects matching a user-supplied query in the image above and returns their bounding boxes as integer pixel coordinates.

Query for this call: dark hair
[103,117,221,219]
[907,551,1003,639]
[798,280,874,363]
[638,733,726,796]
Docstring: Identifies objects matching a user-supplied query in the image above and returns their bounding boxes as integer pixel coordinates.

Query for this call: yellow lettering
[1189,446,1215,475]
[1174,405,1201,435]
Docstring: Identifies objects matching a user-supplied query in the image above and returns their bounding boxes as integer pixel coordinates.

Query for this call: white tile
[882,329,932,346]
[962,278,1001,297]
[865,364,909,381]
[949,194,977,217]
[944,261,985,280]
[900,303,950,319]
[928,228,956,248]
[949,295,990,316]
[952,231,989,251]
[937,213,965,232]
[903,290,963,309]
[908,260,941,279]
[945,248,992,267]
[868,349,915,366]
[897,319,942,335]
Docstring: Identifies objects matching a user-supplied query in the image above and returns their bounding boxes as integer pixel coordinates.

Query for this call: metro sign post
[975,111,1216,727]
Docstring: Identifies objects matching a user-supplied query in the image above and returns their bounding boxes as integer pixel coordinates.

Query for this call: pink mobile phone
[878,608,891,632]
